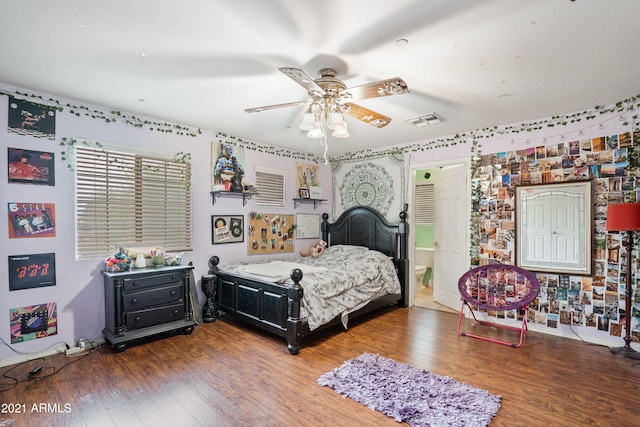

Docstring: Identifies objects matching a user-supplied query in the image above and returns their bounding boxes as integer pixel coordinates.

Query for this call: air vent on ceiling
[404,112,445,127]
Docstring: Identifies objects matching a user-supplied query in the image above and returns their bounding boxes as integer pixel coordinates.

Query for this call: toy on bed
[299,240,327,257]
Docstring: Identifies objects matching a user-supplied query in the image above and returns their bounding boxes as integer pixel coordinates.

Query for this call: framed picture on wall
[7,148,55,186]
[295,162,320,190]
[296,213,320,239]
[212,215,244,244]
[8,202,56,238]
[7,96,57,140]
[8,252,56,291]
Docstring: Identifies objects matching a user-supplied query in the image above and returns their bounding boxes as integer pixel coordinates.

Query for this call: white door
[522,190,585,270]
[433,164,469,310]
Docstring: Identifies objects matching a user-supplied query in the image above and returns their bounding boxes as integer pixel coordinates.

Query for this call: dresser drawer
[123,271,184,292]
[125,304,185,330]
[123,284,183,311]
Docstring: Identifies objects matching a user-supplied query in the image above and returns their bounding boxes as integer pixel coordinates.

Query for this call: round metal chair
[457,264,540,348]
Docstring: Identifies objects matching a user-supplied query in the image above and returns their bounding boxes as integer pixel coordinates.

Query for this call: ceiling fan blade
[345,77,410,101]
[279,67,326,95]
[343,102,392,128]
[245,100,309,113]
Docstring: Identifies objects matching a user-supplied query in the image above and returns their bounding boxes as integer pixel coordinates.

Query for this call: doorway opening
[409,159,470,312]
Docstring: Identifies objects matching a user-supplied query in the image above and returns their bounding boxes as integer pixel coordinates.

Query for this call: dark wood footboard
[209,256,306,354]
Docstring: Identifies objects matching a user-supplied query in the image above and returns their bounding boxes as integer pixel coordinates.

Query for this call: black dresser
[102,265,196,352]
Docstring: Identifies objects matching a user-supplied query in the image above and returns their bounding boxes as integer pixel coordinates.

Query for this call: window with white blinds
[75,145,193,258]
[254,167,286,207]
[415,182,435,225]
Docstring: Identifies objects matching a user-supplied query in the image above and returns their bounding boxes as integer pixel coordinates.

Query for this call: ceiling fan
[245,67,410,136]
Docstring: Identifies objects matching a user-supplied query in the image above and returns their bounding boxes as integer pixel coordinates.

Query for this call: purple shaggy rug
[317,353,501,427]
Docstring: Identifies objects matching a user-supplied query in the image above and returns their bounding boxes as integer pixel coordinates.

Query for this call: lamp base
[610,345,640,360]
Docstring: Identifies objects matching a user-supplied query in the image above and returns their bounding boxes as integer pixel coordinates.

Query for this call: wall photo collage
[474,132,639,342]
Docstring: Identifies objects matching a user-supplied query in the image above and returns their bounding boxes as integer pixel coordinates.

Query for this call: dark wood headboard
[320,205,408,262]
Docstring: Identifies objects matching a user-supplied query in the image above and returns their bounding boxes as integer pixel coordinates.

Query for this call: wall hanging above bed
[247,212,295,254]
[331,152,406,223]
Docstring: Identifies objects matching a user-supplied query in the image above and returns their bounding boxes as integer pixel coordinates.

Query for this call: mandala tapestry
[332,154,405,222]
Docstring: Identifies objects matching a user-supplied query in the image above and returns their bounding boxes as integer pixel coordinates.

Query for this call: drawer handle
[132,281,138,286]
[170,290,177,297]
[130,298,138,305]
[134,316,141,322]
[172,309,179,316]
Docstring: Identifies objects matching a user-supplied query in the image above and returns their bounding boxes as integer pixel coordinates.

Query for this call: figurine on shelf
[213,144,245,192]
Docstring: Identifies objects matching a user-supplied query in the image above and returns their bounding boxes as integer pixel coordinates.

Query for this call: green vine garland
[0,89,202,137]
[4,87,640,162]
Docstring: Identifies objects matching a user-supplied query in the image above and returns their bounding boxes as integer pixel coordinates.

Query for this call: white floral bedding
[220,245,401,331]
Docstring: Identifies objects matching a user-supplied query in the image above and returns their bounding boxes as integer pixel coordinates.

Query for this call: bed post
[286,268,304,355]
[321,212,329,243]
[397,205,409,307]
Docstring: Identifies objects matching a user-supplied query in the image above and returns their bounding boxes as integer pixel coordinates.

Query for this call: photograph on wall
[247,212,295,254]
[7,96,56,140]
[9,302,58,344]
[8,252,56,291]
[212,215,244,244]
[8,147,55,186]
[8,202,56,238]
[212,142,245,192]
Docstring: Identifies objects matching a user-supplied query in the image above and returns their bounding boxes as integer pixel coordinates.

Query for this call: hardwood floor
[2,306,639,427]
[414,285,457,313]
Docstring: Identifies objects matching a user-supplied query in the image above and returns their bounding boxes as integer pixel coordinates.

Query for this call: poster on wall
[8,252,56,291]
[7,147,55,186]
[212,142,245,192]
[295,162,319,193]
[212,215,244,244]
[9,302,58,344]
[247,212,295,254]
[7,96,56,140]
[8,202,56,238]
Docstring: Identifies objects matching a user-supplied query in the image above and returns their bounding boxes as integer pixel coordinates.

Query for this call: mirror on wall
[515,181,593,275]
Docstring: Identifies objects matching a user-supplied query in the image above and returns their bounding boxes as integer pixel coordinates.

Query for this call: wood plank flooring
[1,306,639,427]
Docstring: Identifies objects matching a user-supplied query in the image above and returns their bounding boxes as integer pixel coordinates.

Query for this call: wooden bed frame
[208,205,409,354]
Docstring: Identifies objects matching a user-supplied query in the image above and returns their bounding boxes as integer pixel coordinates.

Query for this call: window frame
[74,145,193,259]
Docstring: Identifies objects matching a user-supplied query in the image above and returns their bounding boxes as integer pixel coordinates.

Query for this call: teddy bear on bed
[300,240,327,258]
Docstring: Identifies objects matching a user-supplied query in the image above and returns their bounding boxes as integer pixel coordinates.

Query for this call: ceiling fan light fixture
[327,112,345,130]
[307,125,325,138]
[299,112,317,131]
[332,122,349,138]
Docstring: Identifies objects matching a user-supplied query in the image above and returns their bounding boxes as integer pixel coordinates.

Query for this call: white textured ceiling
[1,0,639,156]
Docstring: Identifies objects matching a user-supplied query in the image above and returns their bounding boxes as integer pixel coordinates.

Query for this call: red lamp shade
[606,202,640,231]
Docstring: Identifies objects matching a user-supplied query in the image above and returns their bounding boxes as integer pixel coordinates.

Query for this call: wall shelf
[293,198,327,209]
[211,191,257,206]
